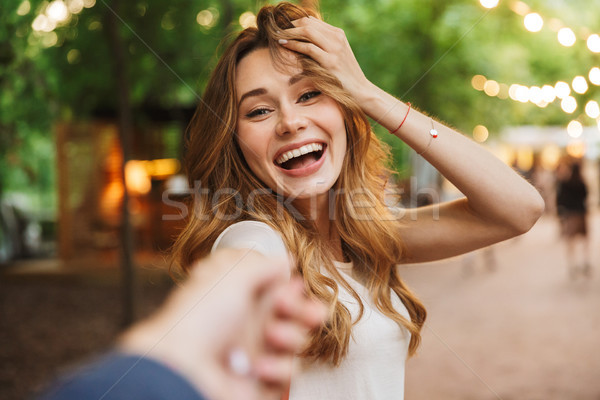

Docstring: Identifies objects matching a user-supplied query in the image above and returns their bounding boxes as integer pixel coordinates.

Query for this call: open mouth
[275,143,326,170]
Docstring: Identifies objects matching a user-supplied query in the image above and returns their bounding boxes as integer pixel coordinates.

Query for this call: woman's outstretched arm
[280,16,545,263]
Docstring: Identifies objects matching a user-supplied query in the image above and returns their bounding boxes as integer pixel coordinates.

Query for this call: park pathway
[401,212,600,400]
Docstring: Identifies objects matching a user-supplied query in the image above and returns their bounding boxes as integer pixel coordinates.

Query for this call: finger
[283,25,327,51]
[253,355,295,385]
[273,278,328,328]
[278,38,327,62]
[264,319,311,352]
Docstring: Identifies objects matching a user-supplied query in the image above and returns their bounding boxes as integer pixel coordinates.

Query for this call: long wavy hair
[171,1,426,365]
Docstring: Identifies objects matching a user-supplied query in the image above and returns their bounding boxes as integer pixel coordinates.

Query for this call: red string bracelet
[389,102,411,134]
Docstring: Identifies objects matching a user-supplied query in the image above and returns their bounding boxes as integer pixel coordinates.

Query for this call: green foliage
[2,0,599,207]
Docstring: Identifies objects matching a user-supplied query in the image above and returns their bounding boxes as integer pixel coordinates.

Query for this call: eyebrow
[238,74,306,107]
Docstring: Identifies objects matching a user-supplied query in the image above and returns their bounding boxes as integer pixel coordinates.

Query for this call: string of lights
[474,0,600,146]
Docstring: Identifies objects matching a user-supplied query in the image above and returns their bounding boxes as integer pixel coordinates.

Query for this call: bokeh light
[557,27,576,47]
[17,0,31,16]
[589,67,600,86]
[524,13,543,32]
[32,14,56,32]
[572,76,588,94]
[46,1,69,23]
[67,49,81,64]
[585,100,600,119]
[567,120,583,138]
[560,96,577,113]
[239,11,256,29]
[484,80,500,96]
[541,85,556,103]
[197,8,218,29]
[554,81,570,98]
[471,75,486,91]
[479,0,499,9]
[528,86,542,104]
[67,0,84,14]
[587,34,600,53]
[566,141,586,158]
[473,125,489,142]
[540,145,561,170]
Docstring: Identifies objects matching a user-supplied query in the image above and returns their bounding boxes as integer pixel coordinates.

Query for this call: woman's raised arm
[280,17,545,263]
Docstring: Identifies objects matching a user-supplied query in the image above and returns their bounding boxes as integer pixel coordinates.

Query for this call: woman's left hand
[280,16,374,104]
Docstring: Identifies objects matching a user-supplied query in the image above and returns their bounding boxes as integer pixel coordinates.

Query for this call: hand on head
[119,249,327,400]
[278,16,374,105]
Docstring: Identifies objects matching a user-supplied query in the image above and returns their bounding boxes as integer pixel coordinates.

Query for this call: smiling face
[235,48,347,204]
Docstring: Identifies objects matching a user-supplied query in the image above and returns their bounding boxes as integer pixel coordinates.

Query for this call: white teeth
[276,143,323,165]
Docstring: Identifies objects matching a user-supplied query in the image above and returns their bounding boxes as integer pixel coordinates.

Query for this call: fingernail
[278,39,288,45]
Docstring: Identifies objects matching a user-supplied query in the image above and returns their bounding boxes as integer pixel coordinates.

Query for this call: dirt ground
[402,213,600,400]
[1,213,599,400]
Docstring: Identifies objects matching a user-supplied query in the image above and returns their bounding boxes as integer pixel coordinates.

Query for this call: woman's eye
[298,90,321,103]
[246,108,271,118]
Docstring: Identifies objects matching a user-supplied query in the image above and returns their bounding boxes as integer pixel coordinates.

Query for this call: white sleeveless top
[212,221,410,400]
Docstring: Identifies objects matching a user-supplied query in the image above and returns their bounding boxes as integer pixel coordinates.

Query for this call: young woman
[172,2,544,399]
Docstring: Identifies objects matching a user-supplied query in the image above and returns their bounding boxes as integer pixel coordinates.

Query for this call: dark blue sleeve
[38,352,207,400]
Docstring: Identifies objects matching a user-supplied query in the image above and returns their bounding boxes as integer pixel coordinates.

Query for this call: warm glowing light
[46,1,69,22]
[32,14,56,32]
[510,1,529,16]
[41,31,58,47]
[587,34,600,53]
[484,80,500,96]
[67,0,84,14]
[554,81,570,98]
[17,0,31,15]
[540,145,561,170]
[524,13,543,32]
[541,85,556,103]
[585,100,600,119]
[515,85,529,103]
[509,84,519,100]
[82,0,95,8]
[67,49,80,64]
[589,67,600,86]
[572,76,588,94]
[567,120,583,138]
[479,0,499,9]
[125,161,152,195]
[88,20,102,30]
[473,125,489,142]
[144,158,181,178]
[528,86,543,104]
[498,83,509,99]
[566,141,585,158]
[239,11,256,29]
[561,96,577,113]
[557,28,576,47]
[516,148,534,171]
[471,75,486,91]
[100,181,124,219]
[197,9,218,28]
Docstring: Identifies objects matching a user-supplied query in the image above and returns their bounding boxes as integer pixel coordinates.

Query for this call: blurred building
[55,109,192,263]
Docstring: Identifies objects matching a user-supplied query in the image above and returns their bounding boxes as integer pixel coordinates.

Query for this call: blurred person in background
[555,159,591,279]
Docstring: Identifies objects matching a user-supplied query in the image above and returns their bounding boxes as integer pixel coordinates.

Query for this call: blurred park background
[1,0,599,399]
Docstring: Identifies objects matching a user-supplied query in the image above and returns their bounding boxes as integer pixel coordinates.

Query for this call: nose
[275,104,307,136]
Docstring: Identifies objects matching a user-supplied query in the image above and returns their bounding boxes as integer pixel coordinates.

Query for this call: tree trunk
[105,1,138,327]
